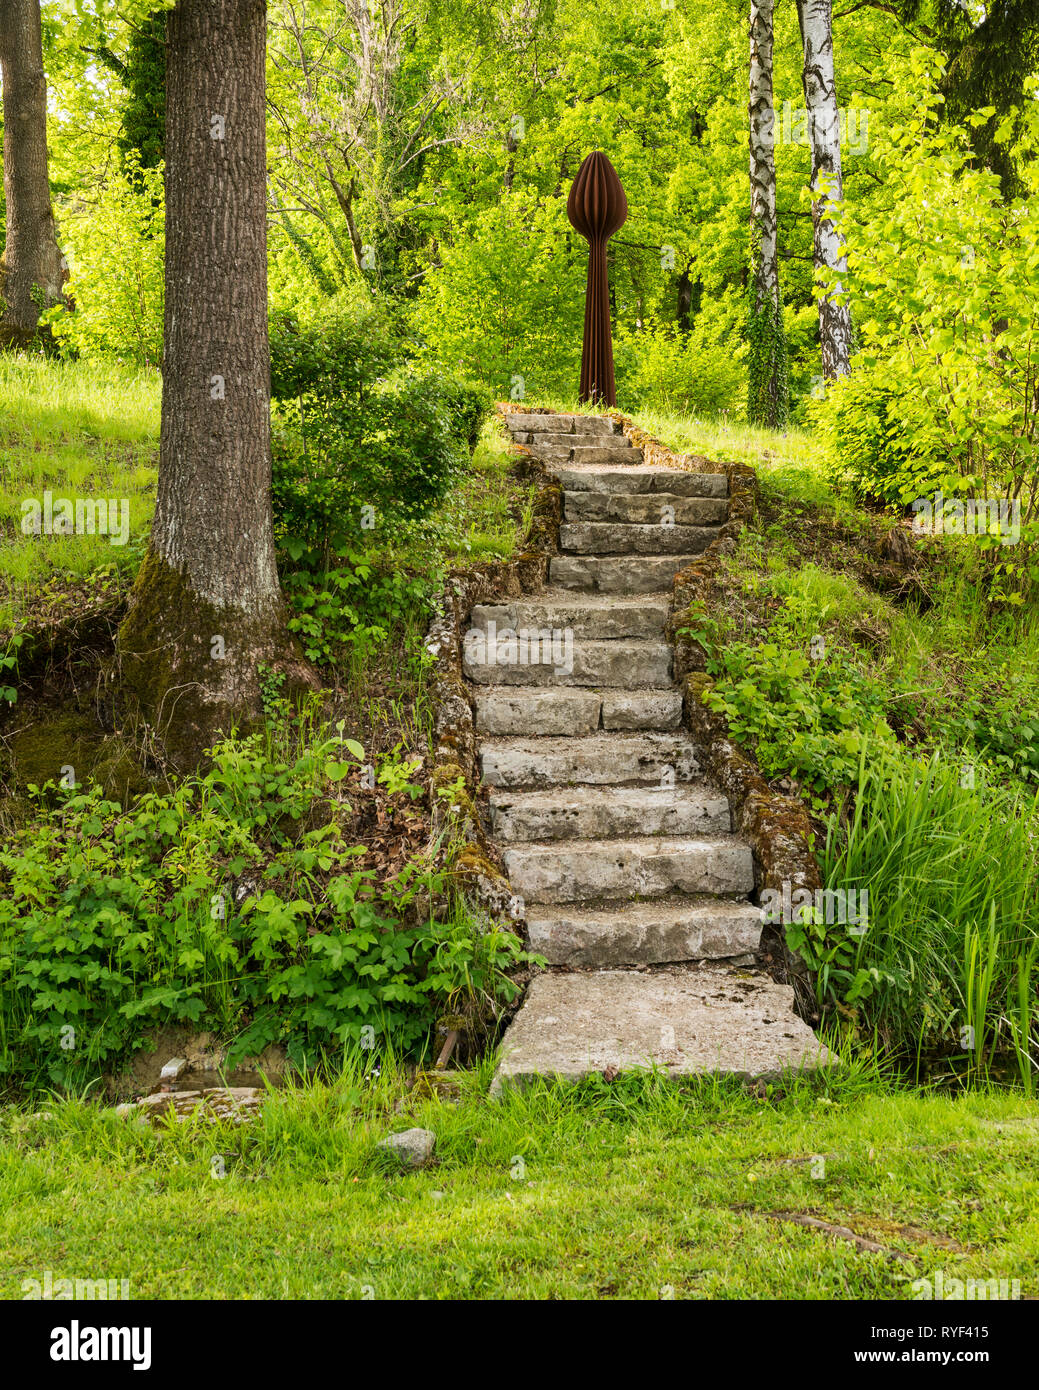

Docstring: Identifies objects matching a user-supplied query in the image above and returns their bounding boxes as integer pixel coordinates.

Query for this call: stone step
[507,412,618,436]
[526,896,764,966]
[600,689,685,730]
[491,964,832,1089]
[469,592,668,642]
[474,688,684,737]
[475,688,602,737]
[480,732,702,789]
[550,555,702,593]
[489,785,731,842]
[570,445,642,465]
[565,492,729,526]
[560,522,721,556]
[523,431,621,450]
[464,638,671,688]
[503,834,754,904]
[536,445,642,466]
[553,465,728,498]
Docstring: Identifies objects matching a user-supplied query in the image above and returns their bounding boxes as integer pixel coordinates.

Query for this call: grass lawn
[0,356,160,634]
[1,1065,1035,1300]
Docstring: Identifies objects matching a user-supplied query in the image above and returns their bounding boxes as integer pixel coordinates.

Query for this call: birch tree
[796,0,852,379]
[747,0,788,425]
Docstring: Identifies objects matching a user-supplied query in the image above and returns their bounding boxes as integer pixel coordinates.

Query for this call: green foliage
[819,53,1039,601]
[813,365,946,507]
[45,154,164,367]
[0,727,529,1092]
[282,550,436,667]
[436,376,495,454]
[412,194,585,398]
[0,634,22,706]
[680,599,898,807]
[90,10,166,171]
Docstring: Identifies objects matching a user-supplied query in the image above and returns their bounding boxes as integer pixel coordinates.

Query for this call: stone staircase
[470,409,826,1088]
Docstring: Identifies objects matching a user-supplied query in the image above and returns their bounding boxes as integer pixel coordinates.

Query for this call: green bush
[270,300,480,559]
[813,366,947,508]
[680,600,898,806]
[619,318,744,419]
[437,376,494,453]
[283,551,436,666]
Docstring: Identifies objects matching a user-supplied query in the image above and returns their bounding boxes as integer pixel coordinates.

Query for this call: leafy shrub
[412,193,585,398]
[811,366,948,508]
[436,376,494,453]
[818,53,1039,600]
[619,317,744,419]
[0,728,528,1092]
[282,549,436,666]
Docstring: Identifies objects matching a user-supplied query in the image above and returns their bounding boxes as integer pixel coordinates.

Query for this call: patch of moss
[112,547,317,773]
[6,701,153,810]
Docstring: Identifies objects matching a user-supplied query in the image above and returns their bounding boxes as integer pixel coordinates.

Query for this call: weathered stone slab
[507,413,618,436]
[492,965,832,1088]
[116,1087,263,1126]
[601,690,683,731]
[552,466,728,498]
[474,688,602,737]
[489,785,731,841]
[503,834,754,903]
[469,593,668,641]
[567,445,642,465]
[526,897,764,966]
[464,639,672,688]
[550,555,702,593]
[565,492,729,526]
[560,522,721,556]
[479,733,701,788]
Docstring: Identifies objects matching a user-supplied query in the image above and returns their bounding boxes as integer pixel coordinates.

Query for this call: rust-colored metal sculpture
[567,151,628,407]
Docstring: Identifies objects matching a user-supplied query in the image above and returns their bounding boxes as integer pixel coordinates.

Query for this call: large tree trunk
[796,0,852,379]
[0,0,67,347]
[747,0,788,425]
[114,0,313,773]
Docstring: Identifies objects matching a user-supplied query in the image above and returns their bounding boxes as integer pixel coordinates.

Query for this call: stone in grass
[377,1128,437,1169]
[115,1087,263,1126]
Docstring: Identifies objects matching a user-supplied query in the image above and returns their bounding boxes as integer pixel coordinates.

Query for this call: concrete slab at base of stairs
[491,965,833,1089]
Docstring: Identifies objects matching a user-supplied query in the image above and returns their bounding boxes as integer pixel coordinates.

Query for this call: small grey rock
[377,1127,436,1168]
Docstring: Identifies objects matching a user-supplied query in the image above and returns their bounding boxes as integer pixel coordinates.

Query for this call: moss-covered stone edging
[424,403,562,925]
[603,409,818,1011]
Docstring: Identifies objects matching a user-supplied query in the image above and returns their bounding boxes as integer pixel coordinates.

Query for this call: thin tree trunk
[0,0,67,347]
[115,0,313,772]
[748,0,788,424]
[796,0,852,379]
